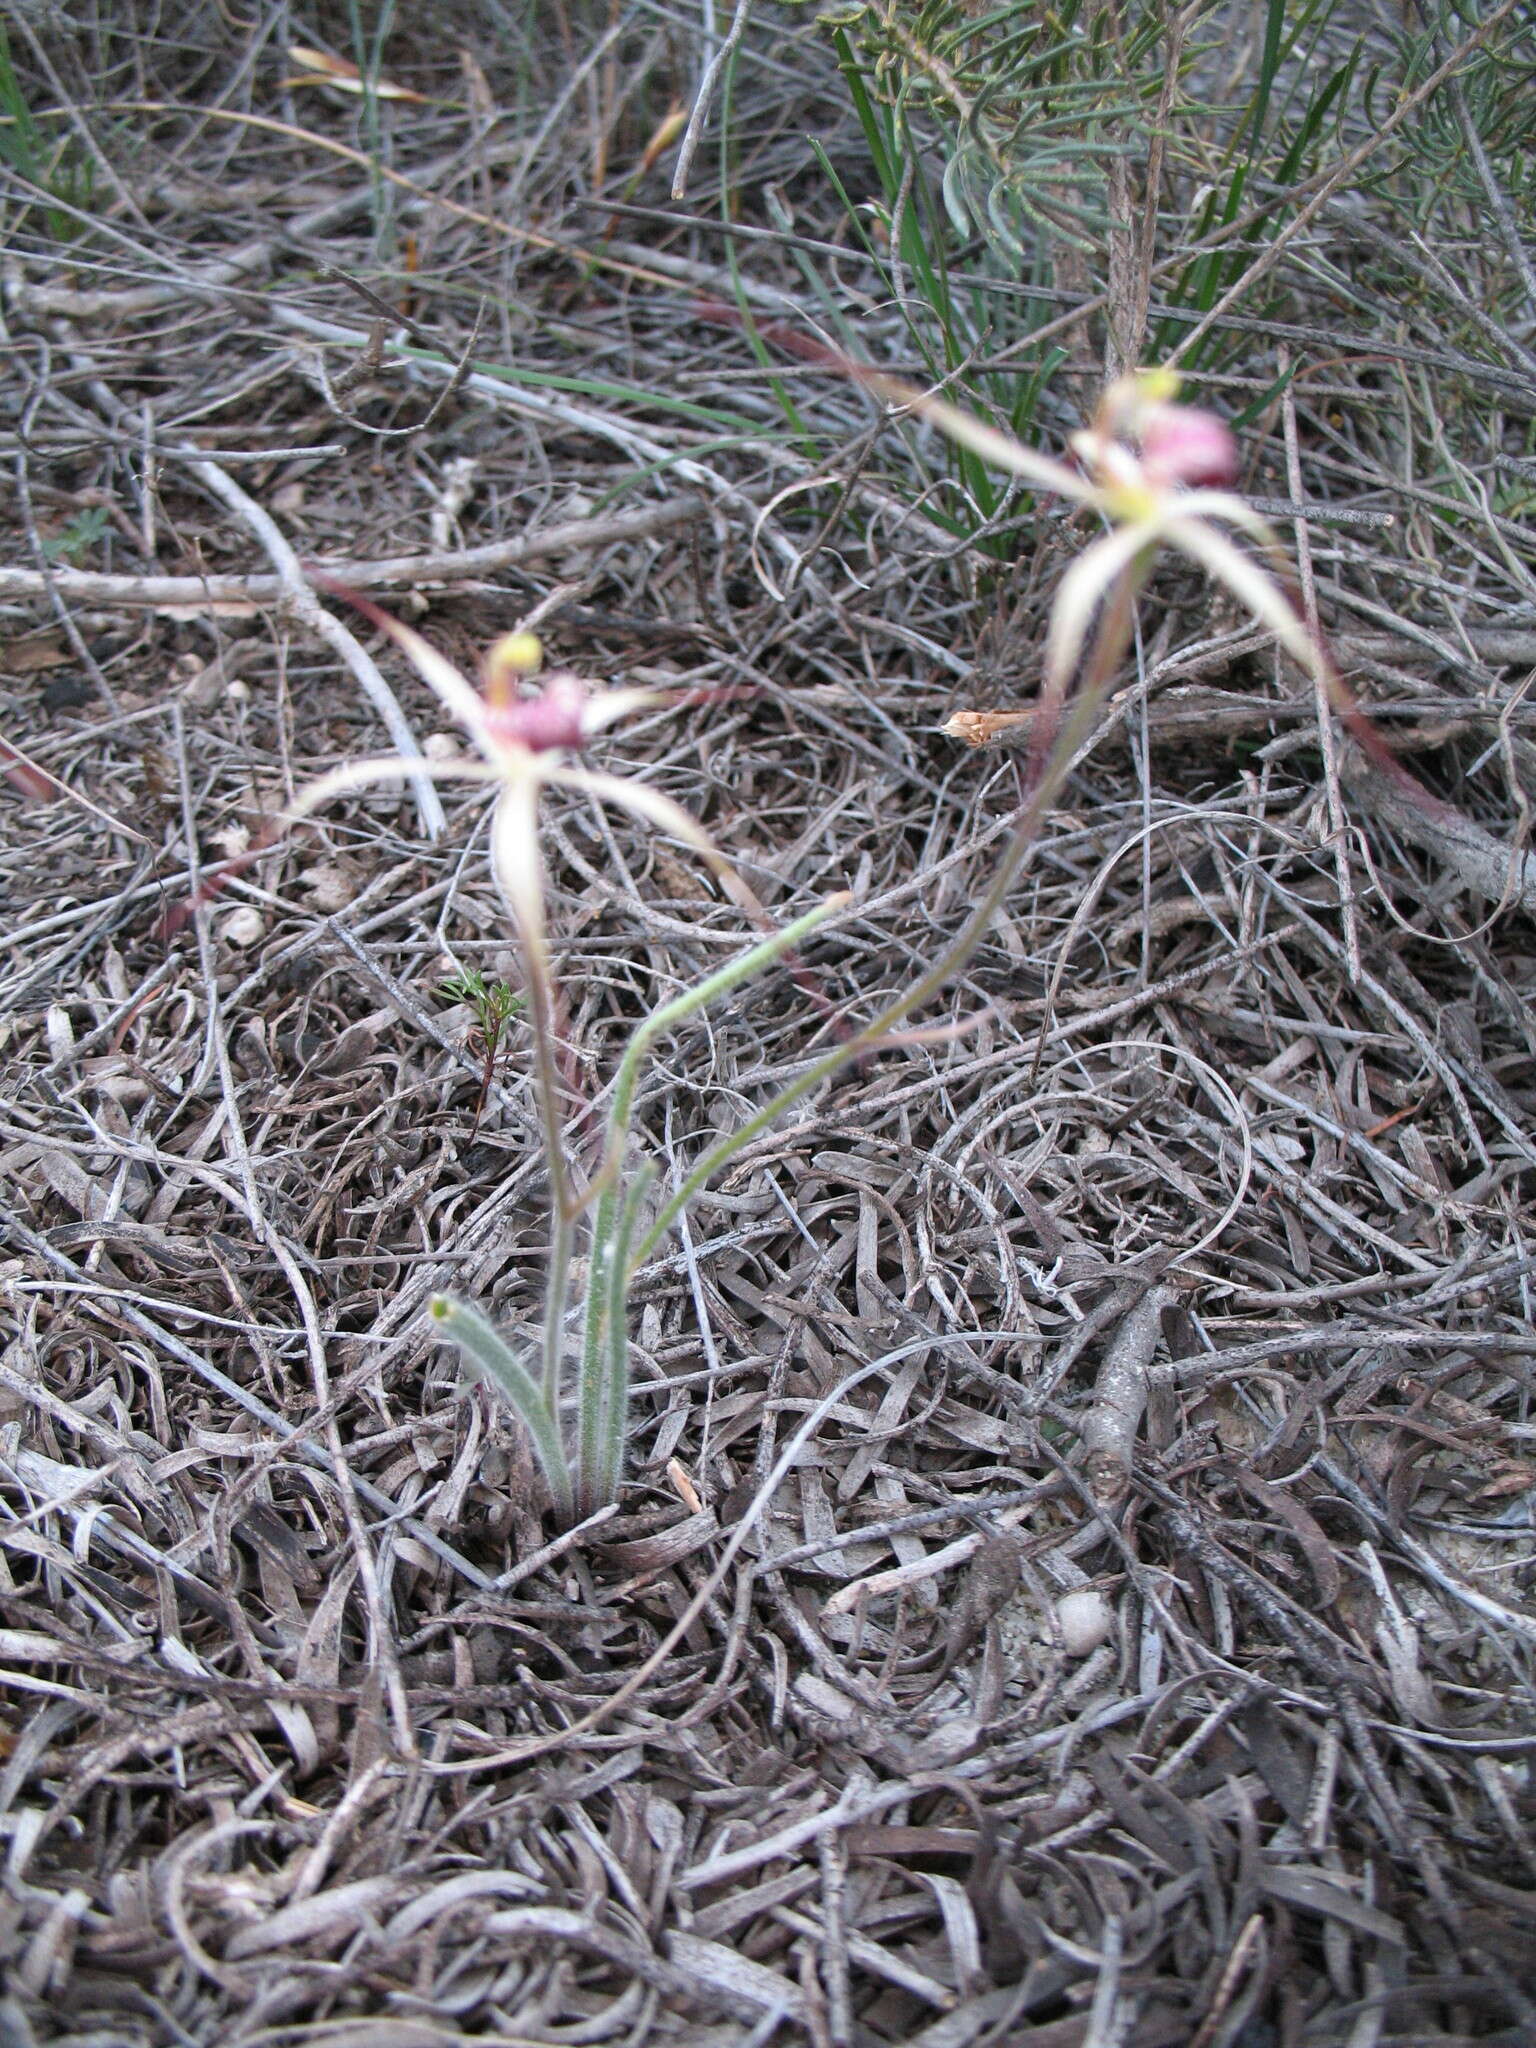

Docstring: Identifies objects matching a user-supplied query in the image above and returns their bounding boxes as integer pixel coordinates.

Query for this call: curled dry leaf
[284,45,427,101]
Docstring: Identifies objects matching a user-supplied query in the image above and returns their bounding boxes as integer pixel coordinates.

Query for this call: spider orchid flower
[285,592,770,1429]
[286,592,757,1008]
[843,363,1337,724]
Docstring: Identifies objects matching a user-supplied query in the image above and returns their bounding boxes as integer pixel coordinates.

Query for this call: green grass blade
[0,25,41,177]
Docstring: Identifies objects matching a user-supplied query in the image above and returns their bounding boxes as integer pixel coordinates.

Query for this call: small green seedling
[40,507,111,564]
[437,969,525,1134]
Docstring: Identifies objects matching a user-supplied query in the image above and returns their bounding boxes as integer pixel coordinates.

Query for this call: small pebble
[908,1718,984,1768]
[301,862,356,912]
[219,906,265,948]
[45,1004,75,1062]
[1056,1588,1114,1657]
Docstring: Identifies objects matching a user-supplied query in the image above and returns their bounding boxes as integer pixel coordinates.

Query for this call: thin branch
[671,0,758,200]
[0,497,707,607]
[186,454,446,838]
[1282,362,1360,977]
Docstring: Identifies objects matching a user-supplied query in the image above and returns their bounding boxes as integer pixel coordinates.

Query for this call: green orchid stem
[583,1162,655,1520]
[526,968,576,1416]
[600,896,848,1197]
[576,1212,615,1518]
[631,554,1156,1279]
[574,897,845,1516]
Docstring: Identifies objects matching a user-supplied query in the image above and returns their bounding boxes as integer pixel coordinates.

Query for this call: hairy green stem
[631,559,1153,1276]
[590,1163,655,1515]
[598,896,847,1193]
[525,968,576,1414]
[575,1204,617,1518]
[574,899,843,1514]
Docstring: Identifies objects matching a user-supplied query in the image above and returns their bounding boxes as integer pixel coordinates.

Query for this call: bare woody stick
[1078,1284,1178,1509]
